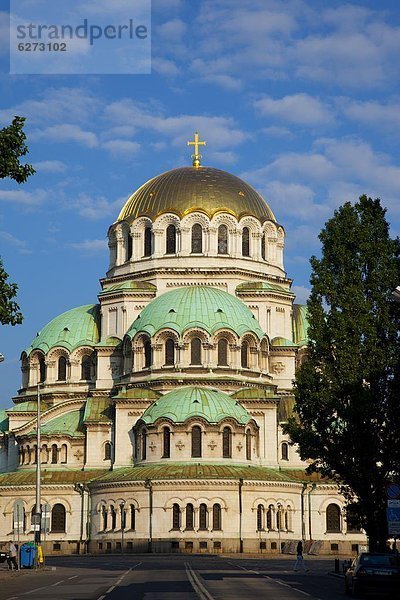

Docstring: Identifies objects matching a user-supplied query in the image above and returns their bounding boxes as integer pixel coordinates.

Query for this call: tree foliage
[0,116,35,325]
[0,116,35,183]
[285,195,400,551]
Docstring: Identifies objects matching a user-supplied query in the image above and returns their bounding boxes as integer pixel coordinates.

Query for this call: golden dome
[117,166,276,223]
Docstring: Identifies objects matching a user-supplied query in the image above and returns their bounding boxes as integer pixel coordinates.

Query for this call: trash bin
[20,543,36,568]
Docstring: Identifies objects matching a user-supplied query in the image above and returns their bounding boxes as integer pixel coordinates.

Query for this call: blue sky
[1,0,400,408]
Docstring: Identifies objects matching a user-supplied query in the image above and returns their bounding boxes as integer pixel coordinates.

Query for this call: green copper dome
[292,304,309,347]
[126,287,264,339]
[140,387,251,425]
[25,305,100,355]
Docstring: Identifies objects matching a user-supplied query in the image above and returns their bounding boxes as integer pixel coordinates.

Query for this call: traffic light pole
[34,384,41,551]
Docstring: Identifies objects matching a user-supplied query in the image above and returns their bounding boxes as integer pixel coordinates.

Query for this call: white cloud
[339,98,400,130]
[0,189,47,206]
[32,124,98,148]
[0,231,31,254]
[291,285,311,304]
[72,193,124,220]
[34,160,67,173]
[102,139,140,157]
[69,239,108,253]
[152,57,181,77]
[0,12,9,54]
[254,93,334,126]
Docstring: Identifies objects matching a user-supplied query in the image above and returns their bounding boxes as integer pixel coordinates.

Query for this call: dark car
[345,552,400,597]
[0,551,9,563]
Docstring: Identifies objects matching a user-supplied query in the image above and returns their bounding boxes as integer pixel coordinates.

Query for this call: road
[1,554,348,600]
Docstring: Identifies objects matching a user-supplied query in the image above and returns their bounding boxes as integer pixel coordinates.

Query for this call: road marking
[96,562,142,600]
[185,562,215,600]
[263,574,312,597]
[51,579,65,587]
[68,575,78,580]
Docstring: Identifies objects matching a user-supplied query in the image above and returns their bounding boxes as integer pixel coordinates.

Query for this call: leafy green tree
[285,195,400,551]
[0,116,35,325]
[0,116,35,183]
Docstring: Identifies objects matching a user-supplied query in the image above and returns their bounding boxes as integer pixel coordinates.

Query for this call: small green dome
[292,304,309,347]
[26,305,100,355]
[271,336,297,348]
[140,386,251,425]
[126,287,264,339]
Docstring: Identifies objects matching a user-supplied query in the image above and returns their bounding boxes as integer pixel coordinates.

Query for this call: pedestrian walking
[7,541,19,571]
[293,540,309,572]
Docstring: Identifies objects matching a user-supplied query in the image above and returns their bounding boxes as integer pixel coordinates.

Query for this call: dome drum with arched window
[134,387,258,464]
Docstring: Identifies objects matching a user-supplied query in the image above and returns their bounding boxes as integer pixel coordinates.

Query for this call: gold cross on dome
[187,131,206,167]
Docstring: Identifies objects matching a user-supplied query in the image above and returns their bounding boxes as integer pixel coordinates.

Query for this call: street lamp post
[277,503,282,553]
[120,501,125,554]
[34,384,42,550]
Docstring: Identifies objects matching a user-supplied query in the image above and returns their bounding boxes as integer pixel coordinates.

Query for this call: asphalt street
[0,554,358,600]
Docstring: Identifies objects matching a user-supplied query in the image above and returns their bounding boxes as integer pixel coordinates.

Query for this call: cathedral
[0,135,366,555]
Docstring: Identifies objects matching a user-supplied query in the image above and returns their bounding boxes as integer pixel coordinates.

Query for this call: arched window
[141,429,147,460]
[33,444,38,464]
[81,355,92,381]
[25,445,31,465]
[245,429,251,460]
[51,503,66,533]
[191,223,203,253]
[218,224,228,254]
[213,503,222,530]
[39,356,46,383]
[261,233,266,260]
[102,506,108,531]
[144,339,152,368]
[104,442,112,461]
[110,506,117,530]
[326,503,341,532]
[166,224,176,254]
[281,442,289,461]
[277,506,282,531]
[267,505,273,530]
[124,339,132,374]
[191,425,202,458]
[162,427,171,458]
[130,504,136,530]
[41,444,49,464]
[144,227,152,257]
[51,444,58,464]
[257,504,264,531]
[186,503,194,530]
[57,356,67,381]
[242,227,250,257]
[190,337,202,365]
[241,341,249,368]
[127,233,132,260]
[165,338,175,366]
[60,444,67,464]
[217,338,228,366]
[199,503,207,530]
[222,427,232,458]
[172,503,181,530]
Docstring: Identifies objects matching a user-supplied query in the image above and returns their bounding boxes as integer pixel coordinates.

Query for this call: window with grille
[57,356,67,381]
[172,503,180,529]
[217,338,228,366]
[166,224,176,254]
[144,227,152,256]
[245,429,251,460]
[51,503,66,533]
[261,233,266,260]
[190,337,202,365]
[257,504,264,531]
[218,224,228,254]
[81,355,92,380]
[102,506,107,530]
[110,506,116,529]
[191,426,202,458]
[242,227,250,256]
[104,442,112,461]
[266,506,273,530]
[199,503,207,530]
[186,503,194,530]
[39,356,46,383]
[241,342,249,368]
[281,442,289,460]
[51,444,58,464]
[130,505,136,530]
[191,223,203,253]
[165,338,175,366]
[326,503,341,532]
[222,427,232,458]
[212,503,222,530]
[162,427,171,458]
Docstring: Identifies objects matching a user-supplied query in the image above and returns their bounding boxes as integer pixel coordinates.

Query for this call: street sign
[388,500,400,508]
[387,505,400,536]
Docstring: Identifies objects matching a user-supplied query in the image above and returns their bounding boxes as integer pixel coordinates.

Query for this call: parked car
[345,552,400,597]
[0,551,9,564]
